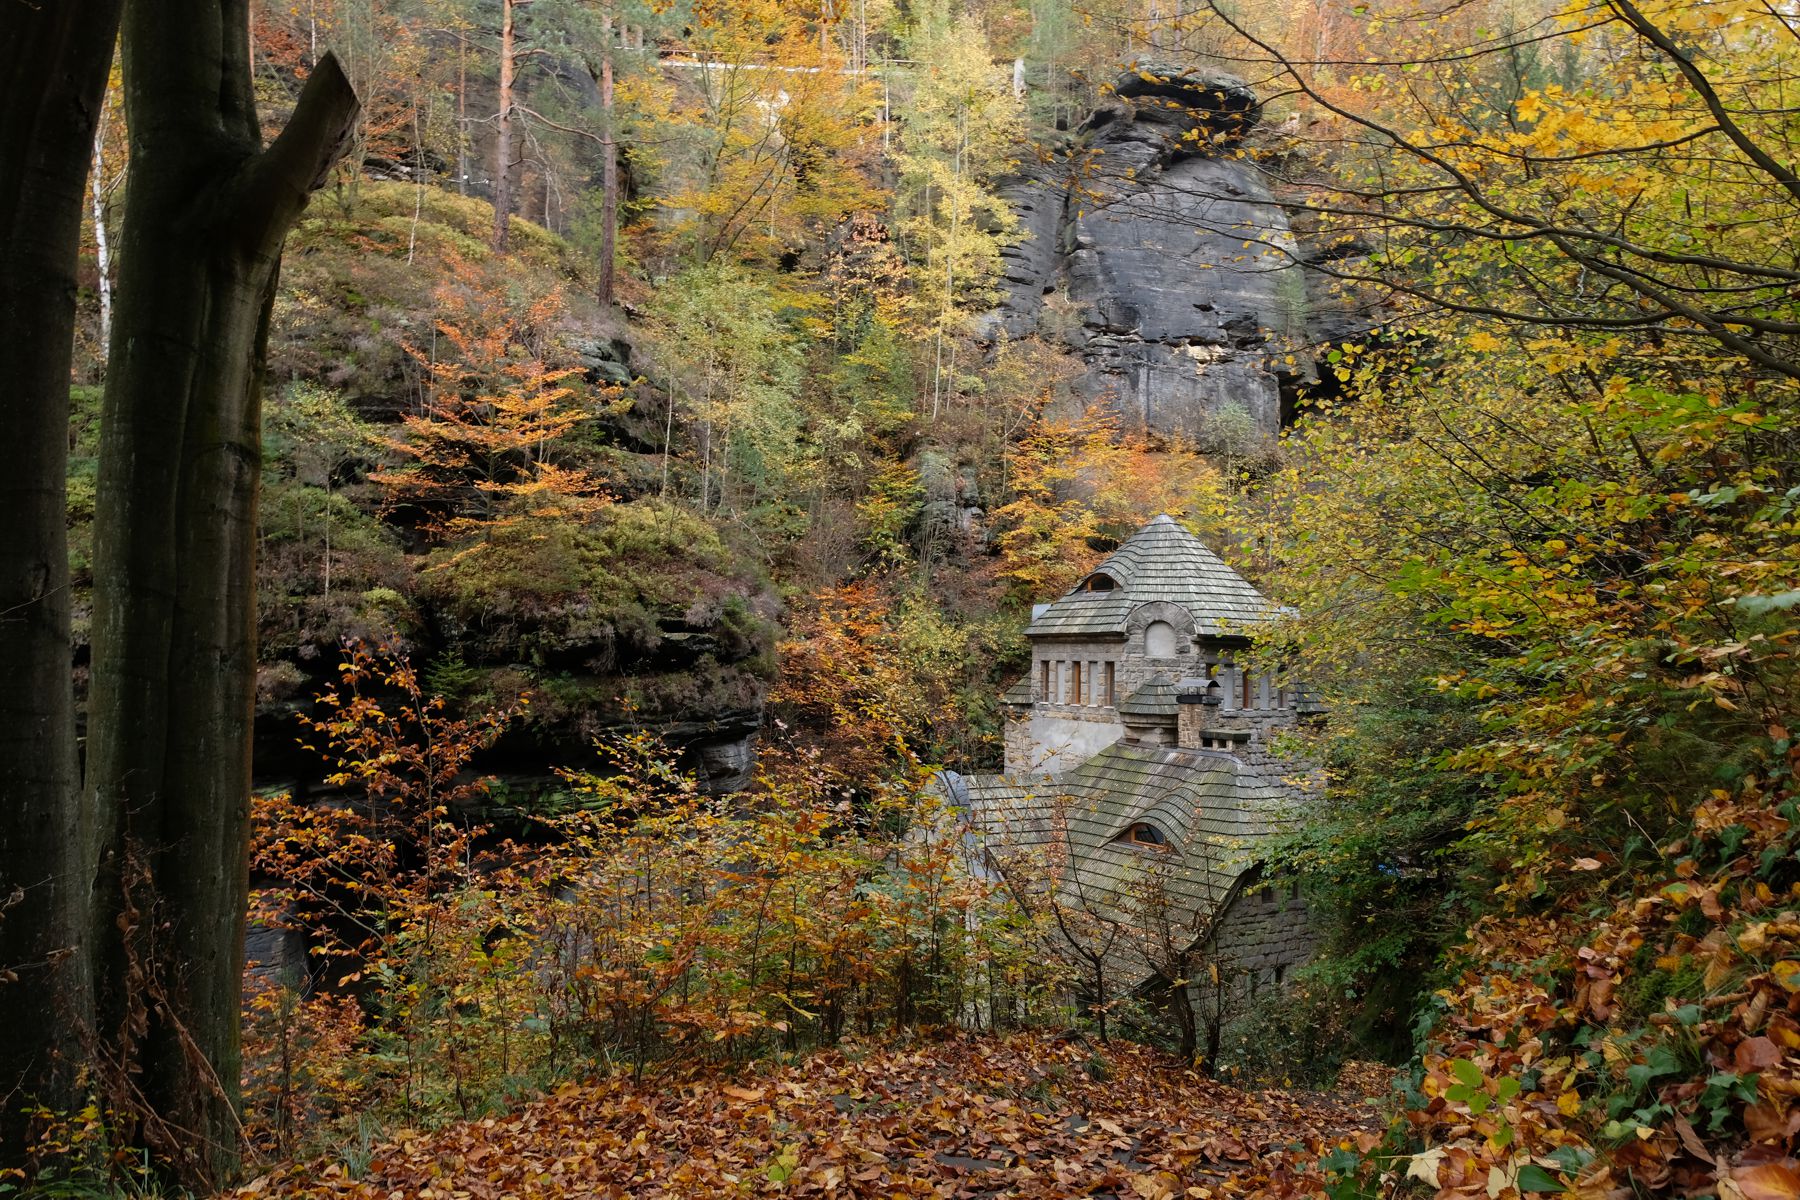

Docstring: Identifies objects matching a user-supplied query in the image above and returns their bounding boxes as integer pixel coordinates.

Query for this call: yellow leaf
[1407,1148,1446,1188]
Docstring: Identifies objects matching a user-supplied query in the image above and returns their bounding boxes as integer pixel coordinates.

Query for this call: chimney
[1174,676,1220,749]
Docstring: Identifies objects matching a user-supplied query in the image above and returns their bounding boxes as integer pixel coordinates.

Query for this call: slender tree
[0,0,123,1169]
[84,2,357,1183]
[597,11,618,307]
[493,0,517,250]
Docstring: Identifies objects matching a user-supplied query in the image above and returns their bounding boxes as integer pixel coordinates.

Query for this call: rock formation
[988,60,1344,440]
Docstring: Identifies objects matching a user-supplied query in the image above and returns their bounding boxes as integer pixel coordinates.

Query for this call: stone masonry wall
[1211,882,1314,985]
[1182,881,1316,1029]
[1009,637,1132,772]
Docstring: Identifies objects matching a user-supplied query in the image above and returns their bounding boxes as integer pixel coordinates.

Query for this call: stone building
[938,514,1322,1031]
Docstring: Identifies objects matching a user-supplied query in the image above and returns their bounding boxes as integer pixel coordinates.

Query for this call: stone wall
[1133,878,1316,1040]
[1029,637,1130,705]
[1184,880,1316,1029]
[1004,705,1124,773]
[1009,630,1176,772]
[1120,601,1202,696]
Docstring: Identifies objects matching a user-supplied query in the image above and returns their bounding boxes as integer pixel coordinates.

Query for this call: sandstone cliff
[988,60,1363,440]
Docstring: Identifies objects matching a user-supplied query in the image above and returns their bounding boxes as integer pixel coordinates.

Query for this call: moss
[528,658,763,728]
[291,182,582,277]
[217,182,787,763]
[422,500,772,684]
[272,184,597,414]
[1614,954,1707,1026]
[256,480,413,658]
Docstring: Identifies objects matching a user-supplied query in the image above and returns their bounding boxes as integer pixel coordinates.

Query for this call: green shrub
[1214,984,1356,1087]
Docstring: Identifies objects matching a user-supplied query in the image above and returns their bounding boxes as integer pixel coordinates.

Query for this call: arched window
[1144,620,1178,657]
[1120,822,1170,850]
[1084,573,1119,592]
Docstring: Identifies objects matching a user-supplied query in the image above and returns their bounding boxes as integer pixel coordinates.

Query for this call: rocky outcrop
[988,60,1350,440]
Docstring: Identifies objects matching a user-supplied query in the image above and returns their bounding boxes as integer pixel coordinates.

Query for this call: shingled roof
[1023,514,1274,639]
[1116,674,1178,722]
[942,742,1299,956]
[1000,675,1035,707]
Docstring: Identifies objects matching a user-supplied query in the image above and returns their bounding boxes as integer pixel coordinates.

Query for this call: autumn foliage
[993,406,1229,601]
[235,1032,1383,1198]
[1235,0,1800,1195]
[374,250,614,546]
[241,644,1069,1161]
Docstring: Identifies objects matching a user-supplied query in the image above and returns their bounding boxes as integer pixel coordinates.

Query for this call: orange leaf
[1734,1161,1800,1200]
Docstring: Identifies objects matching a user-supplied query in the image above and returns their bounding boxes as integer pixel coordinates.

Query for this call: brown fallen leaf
[1740,1037,1786,1073]
[1735,1160,1800,1200]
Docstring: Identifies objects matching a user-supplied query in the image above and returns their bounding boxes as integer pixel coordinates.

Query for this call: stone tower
[1001,514,1312,773]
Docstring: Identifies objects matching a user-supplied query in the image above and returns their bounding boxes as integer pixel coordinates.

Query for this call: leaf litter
[235,1033,1386,1198]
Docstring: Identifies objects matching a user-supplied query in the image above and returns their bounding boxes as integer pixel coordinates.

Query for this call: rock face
[989,61,1325,439]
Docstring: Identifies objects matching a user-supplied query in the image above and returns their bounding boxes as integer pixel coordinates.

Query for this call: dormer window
[1083,573,1119,592]
[1120,822,1170,850]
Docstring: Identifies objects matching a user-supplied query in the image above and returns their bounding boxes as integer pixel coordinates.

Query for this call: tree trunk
[1171,976,1197,1063]
[92,108,115,353]
[0,0,122,1169]
[598,13,617,307]
[493,0,515,252]
[457,36,469,195]
[85,6,356,1184]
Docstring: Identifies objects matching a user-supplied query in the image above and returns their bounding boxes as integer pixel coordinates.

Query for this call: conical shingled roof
[1116,673,1178,722]
[1024,514,1273,639]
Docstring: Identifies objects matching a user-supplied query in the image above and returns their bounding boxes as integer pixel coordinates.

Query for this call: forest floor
[236,1033,1390,1199]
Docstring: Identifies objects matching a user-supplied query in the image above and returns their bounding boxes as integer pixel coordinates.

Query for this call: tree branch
[238,51,361,237]
[1608,0,1800,206]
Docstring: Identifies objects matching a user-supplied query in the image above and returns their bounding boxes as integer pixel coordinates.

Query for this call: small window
[1241,669,1254,709]
[1085,573,1118,592]
[1104,661,1116,706]
[1274,964,1288,987]
[1040,659,1051,701]
[1121,822,1170,849]
[1068,660,1083,705]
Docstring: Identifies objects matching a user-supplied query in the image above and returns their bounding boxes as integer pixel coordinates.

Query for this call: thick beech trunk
[0,0,122,1167]
[85,6,356,1184]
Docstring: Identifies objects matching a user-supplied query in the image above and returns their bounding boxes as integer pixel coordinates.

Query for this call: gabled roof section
[1024,514,1274,639]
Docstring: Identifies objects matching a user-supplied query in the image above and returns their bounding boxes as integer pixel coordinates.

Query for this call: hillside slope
[251,183,779,792]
